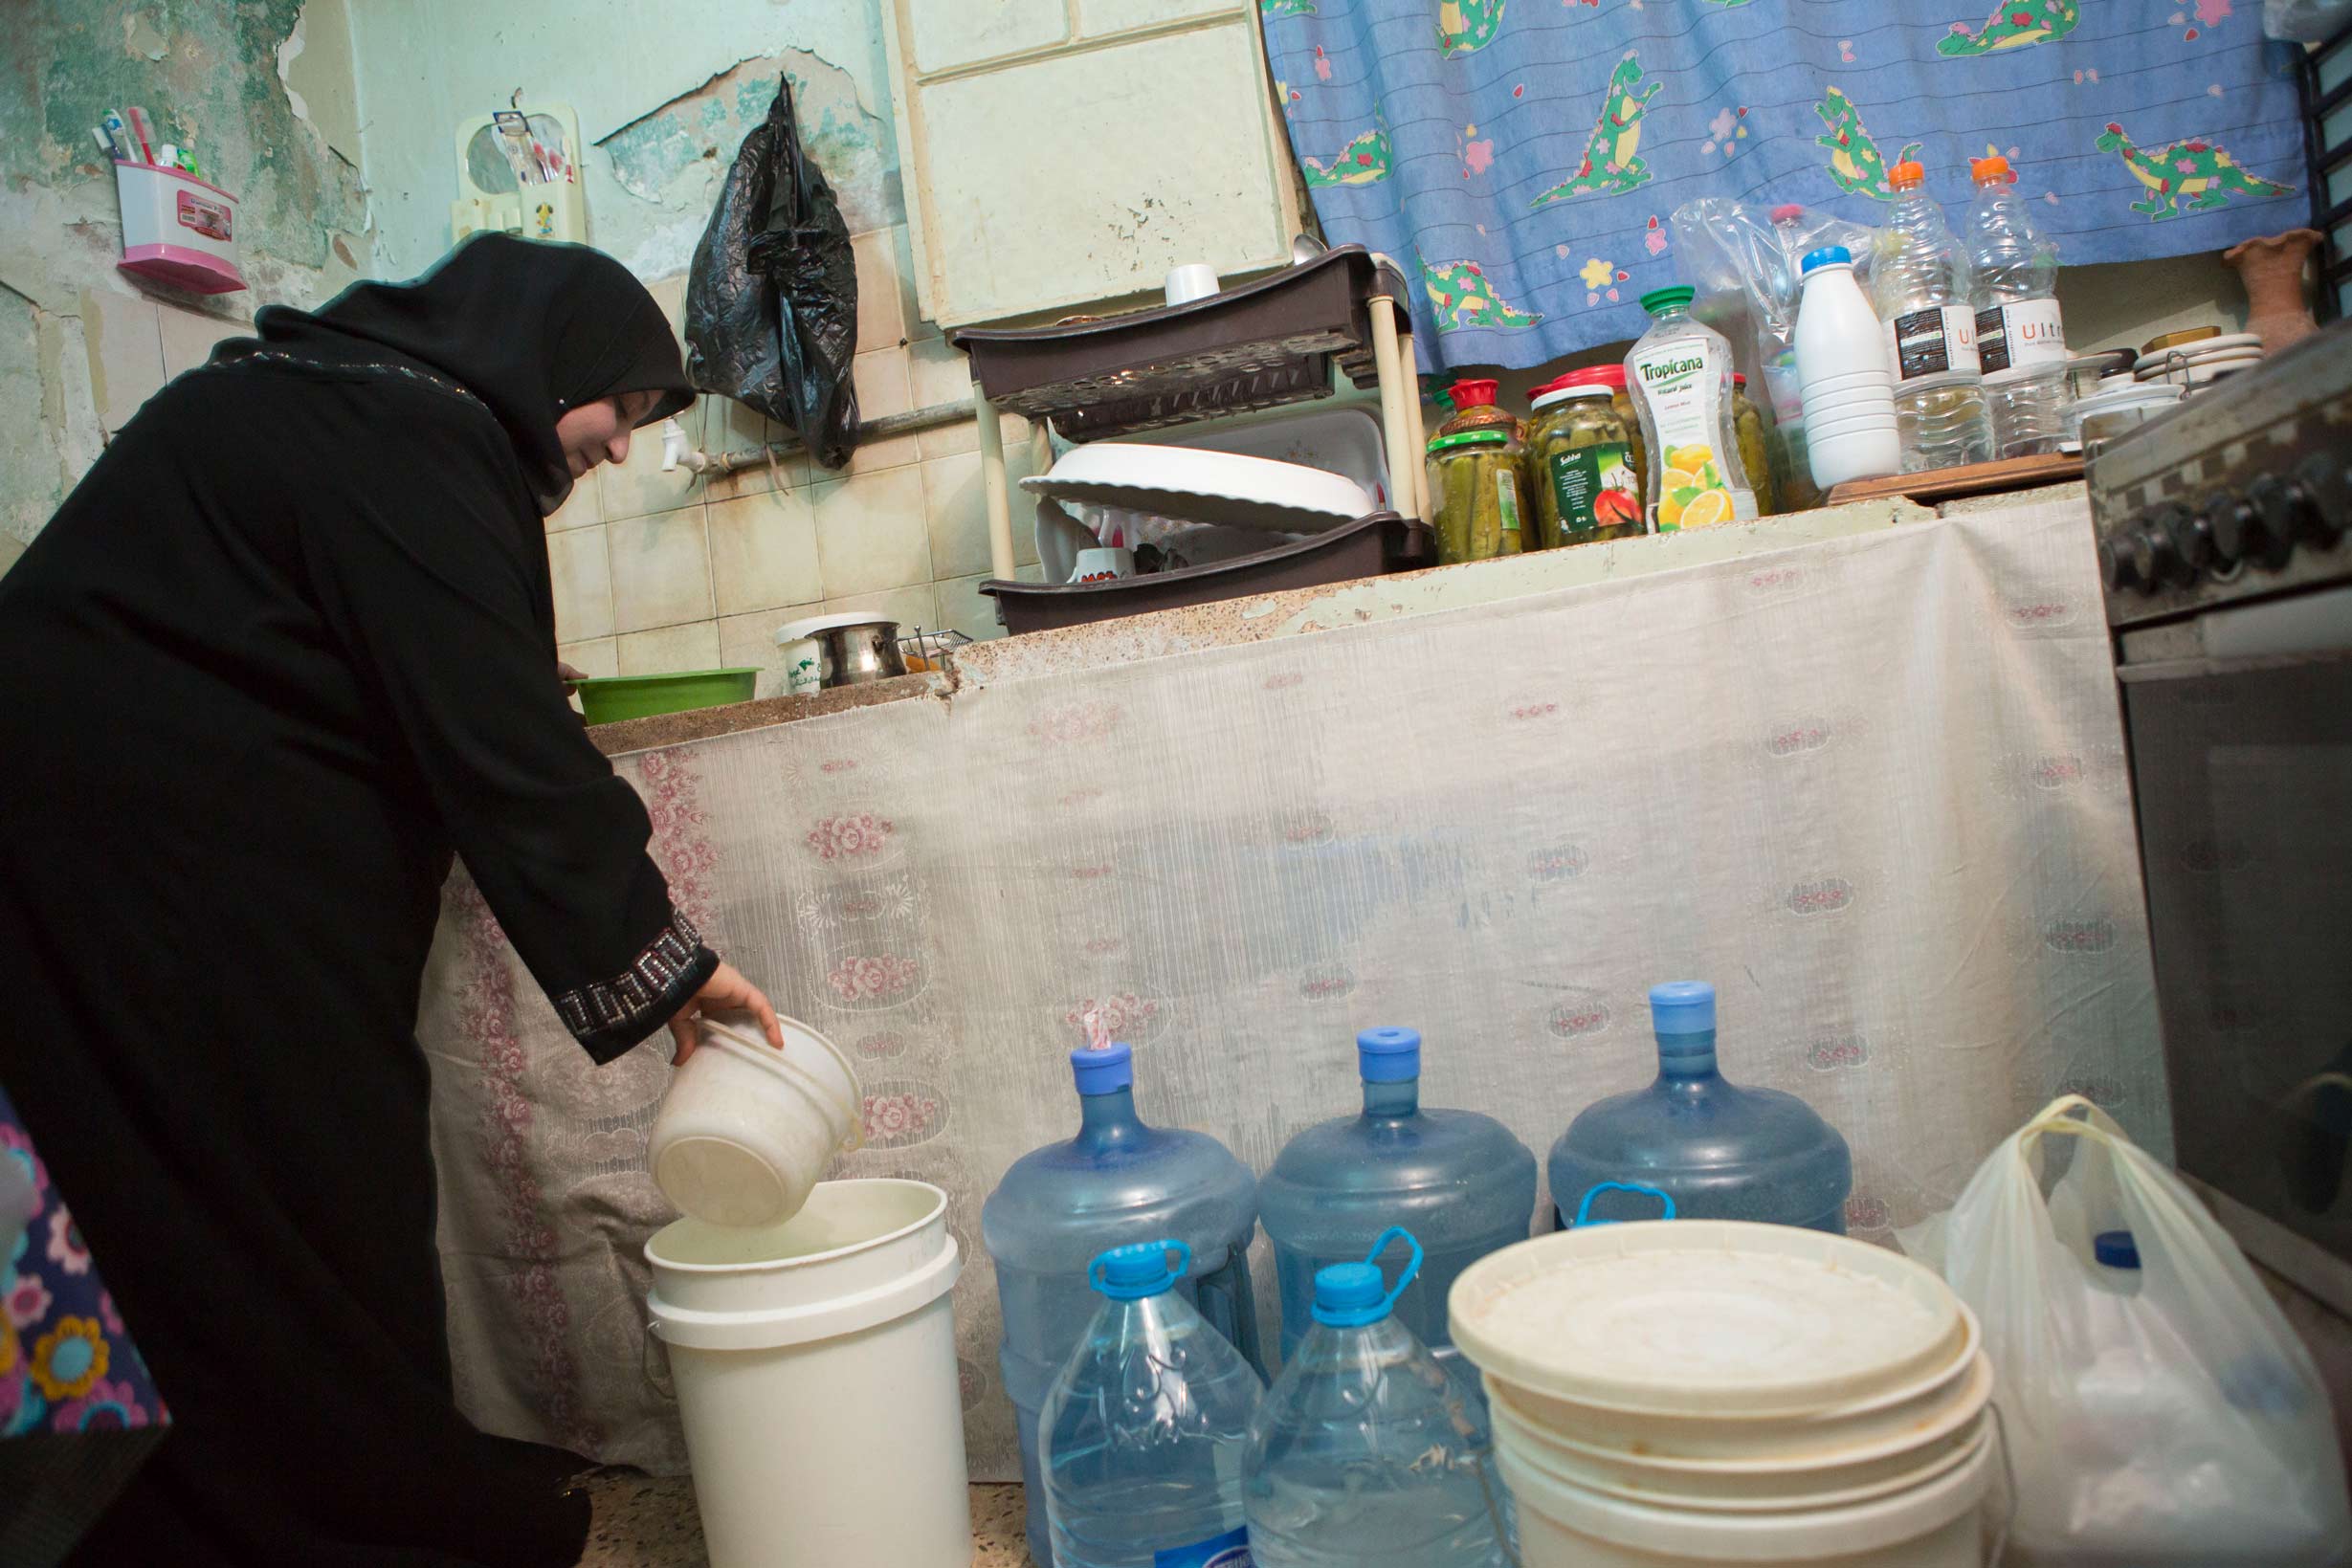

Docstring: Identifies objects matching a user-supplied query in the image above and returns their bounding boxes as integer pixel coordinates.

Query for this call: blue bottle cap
[1356,1027,1422,1083]
[1802,245,1853,274]
[2094,1230,2141,1270]
[1312,1262,1387,1319]
[1649,981,1716,1035]
[1070,1041,1133,1095]
[1090,1238,1189,1299]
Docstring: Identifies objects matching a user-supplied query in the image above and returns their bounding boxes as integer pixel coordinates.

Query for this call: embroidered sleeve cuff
[554,911,719,1064]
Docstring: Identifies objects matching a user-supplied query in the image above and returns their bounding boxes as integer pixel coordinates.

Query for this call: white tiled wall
[551,231,1047,694]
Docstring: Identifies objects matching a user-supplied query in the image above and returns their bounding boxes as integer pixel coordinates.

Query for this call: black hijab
[223,232,694,511]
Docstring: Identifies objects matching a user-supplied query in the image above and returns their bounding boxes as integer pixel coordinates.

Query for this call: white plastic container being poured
[648,1016,862,1227]
[1794,246,1902,491]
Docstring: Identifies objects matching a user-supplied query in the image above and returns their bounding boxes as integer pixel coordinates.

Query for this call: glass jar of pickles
[1542,365,1648,508]
[1437,377,1522,440]
[1732,373,1779,518]
[1525,383,1645,548]
[1426,428,1527,564]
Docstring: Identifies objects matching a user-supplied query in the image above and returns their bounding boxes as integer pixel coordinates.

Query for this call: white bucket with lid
[649,1015,862,1228]
[647,1179,970,1568]
[1497,1429,1995,1567]
[1453,1221,1998,1564]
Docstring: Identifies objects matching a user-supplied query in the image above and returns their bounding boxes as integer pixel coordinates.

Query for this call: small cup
[776,637,823,696]
[1164,263,1221,307]
[1070,545,1136,585]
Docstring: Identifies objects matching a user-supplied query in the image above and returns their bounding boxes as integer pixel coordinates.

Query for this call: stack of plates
[2133,332,2262,390]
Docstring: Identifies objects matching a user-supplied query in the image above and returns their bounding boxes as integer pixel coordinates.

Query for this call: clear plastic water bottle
[1257,1027,1535,1373]
[985,1042,1264,1567]
[1243,1230,1511,1568]
[1872,160,1994,473]
[1042,1239,1268,1568]
[1547,982,1853,1231]
[1964,154,2072,458]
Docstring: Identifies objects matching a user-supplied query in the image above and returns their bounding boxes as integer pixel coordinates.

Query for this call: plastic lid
[1357,1026,1422,1082]
[1649,981,1716,1035]
[1970,154,2010,184]
[1801,245,1853,274]
[1889,160,1925,190]
[1770,203,1807,224]
[2094,1230,2141,1270]
[1449,378,1499,409]
[1427,429,1510,453]
[1531,383,1612,410]
[1639,286,1695,315]
[1560,364,1628,391]
[1733,373,1747,387]
[1314,1262,1386,1316]
[1070,1040,1134,1095]
[1092,1238,1188,1299]
[774,609,904,644]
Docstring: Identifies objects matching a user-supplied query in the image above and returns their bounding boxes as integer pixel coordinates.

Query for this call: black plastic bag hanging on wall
[684,73,858,470]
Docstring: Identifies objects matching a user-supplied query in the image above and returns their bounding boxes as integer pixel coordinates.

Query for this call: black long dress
[0,236,717,1565]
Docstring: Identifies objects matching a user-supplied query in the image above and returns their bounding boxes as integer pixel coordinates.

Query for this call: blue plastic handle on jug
[1572,1181,1677,1227]
[1088,1238,1192,1299]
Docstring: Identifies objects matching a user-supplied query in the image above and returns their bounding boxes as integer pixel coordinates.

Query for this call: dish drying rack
[896,627,969,669]
[948,244,1434,585]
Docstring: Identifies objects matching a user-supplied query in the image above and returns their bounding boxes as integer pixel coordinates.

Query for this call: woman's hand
[668,961,785,1063]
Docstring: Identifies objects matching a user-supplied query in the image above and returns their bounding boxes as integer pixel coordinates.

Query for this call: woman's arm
[299,391,777,1061]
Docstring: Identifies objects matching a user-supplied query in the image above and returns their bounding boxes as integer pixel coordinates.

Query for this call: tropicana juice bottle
[1624,286,1756,531]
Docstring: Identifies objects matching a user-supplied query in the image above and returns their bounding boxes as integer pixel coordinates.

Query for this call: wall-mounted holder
[450,105,586,247]
[114,160,246,295]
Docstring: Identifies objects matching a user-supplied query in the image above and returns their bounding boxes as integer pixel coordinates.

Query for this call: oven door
[2120,598,2352,1314]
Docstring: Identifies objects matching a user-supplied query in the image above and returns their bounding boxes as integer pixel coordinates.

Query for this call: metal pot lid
[773,611,904,645]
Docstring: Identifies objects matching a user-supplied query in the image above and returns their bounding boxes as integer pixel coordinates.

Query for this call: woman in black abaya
[0,234,781,1565]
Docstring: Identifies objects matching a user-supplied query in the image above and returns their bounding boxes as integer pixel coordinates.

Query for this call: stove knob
[2127,523,2187,591]
[2205,491,2257,565]
[2163,502,2213,579]
[2216,482,2291,570]
[2099,535,2145,593]
[2290,454,2347,545]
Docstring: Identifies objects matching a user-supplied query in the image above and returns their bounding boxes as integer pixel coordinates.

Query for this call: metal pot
[772,613,908,691]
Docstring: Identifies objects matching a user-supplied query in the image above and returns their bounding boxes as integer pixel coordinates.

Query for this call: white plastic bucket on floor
[646,1179,969,1568]
[1497,1427,1995,1567]
[648,1015,862,1227]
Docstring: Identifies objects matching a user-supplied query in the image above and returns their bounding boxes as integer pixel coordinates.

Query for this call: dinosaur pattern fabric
[1262,0,2308,370]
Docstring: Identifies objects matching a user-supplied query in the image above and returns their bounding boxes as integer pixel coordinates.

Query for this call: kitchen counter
[577,1469,1031,1566]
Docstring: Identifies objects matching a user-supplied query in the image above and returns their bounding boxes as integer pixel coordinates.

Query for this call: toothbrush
[124,106,156,163]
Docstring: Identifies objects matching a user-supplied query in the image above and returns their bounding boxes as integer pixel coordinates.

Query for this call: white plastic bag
[1900,1095,2351,1567]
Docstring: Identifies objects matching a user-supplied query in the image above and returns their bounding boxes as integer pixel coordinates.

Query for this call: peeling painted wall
[348,0,901,283]
[0,0,371,562]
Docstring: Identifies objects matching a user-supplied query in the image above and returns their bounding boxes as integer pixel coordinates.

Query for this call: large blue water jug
[1042,1240,1266,1568]
[1243,1229,1510,1568]
[984,1042,1263,1566]
[1259,1027,1537,1367]
[1548,982,1853,1230]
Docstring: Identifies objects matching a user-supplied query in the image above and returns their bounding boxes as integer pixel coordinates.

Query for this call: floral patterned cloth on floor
[1,1087,168,1441]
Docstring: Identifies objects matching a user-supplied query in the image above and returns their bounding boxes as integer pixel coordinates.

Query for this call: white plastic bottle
[1624,285,1755,531]
[1872,160,1994,473]
[1794,245,1901,490]
[1964,154,2072,457]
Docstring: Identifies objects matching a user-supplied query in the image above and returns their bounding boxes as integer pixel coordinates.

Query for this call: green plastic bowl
[574,668,760,726]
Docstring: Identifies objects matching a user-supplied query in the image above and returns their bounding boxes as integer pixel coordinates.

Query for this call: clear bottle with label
[1872,160,1994,473]
[1624,286,1756,531]
[1964,154,2072,458]
[1524,384,1645,547]
[1042,1239,1268,1568]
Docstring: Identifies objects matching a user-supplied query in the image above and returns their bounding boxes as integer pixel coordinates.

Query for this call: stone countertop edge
[582,486,2070,760]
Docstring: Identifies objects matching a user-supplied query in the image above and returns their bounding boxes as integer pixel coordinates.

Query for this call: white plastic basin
[648,1016,861,1228]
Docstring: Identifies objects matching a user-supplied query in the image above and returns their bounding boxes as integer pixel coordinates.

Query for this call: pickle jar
[1526,383,1646,548]
[1546,365,1648,509]
[1732,373,1779,518]
[1425,428,1528,564]
[1436,377,1523,440]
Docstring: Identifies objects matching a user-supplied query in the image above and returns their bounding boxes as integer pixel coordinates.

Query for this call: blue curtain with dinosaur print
[1260,0,2310,371]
